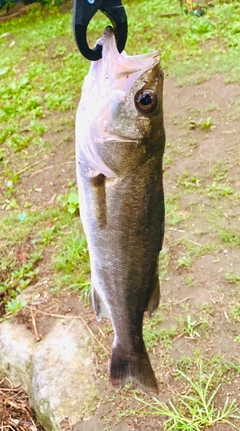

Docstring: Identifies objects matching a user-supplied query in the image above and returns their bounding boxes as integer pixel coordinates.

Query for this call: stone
[0,317,97,431]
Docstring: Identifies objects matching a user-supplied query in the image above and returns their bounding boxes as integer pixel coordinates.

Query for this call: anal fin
[147,268,160,317]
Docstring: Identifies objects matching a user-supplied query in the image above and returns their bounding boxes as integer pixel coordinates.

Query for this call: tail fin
[110,346,158,394]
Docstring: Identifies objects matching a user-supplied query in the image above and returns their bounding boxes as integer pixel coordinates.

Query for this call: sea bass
[76,27,165,394]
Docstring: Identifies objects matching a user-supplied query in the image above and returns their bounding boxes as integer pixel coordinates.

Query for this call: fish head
[76,27,165,177]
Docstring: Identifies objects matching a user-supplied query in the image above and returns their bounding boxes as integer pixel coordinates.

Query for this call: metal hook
[73,0,128,61]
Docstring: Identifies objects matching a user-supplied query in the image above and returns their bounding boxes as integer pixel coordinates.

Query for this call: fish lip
[104,137,137,143]
[104,26,115,36]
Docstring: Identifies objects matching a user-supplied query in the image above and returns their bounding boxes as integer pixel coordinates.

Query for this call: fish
[75,26,165,394]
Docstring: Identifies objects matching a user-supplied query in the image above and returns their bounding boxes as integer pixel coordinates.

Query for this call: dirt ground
[1,72,240,430]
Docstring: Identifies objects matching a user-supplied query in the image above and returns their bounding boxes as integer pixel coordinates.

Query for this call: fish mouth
[89,27,161,98]
[101,26,121,56]
[96,26,160,81]
[103,25,115,37]
[104,137,137,144]
[101,25,160,61]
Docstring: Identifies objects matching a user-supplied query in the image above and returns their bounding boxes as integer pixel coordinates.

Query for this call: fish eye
[134,89,157,113]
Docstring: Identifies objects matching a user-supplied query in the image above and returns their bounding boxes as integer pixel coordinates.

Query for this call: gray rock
[0,317,97,431]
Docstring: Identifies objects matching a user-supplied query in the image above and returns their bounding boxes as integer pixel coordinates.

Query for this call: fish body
[76,27,165,393]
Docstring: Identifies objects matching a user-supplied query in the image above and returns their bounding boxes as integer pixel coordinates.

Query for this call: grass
[225,271,240,285]
[53,221,90,295]
[0,201,88,317]
[135,361,240,430]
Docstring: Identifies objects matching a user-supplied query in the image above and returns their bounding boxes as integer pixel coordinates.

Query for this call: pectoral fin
[90,173,106,229]
[91,284,110,321]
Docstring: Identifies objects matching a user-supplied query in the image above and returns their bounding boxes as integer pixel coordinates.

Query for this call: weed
[188,116,213,131]
[160,326,179,349]
[207,181,234,199]
[211,162,229,182]
[200,303,213,316]
[188,139,197,146]
[0,251,41,318]
[0,252,41,293]
[199,117,212,130]
[53,225,90,295]
[227,361,240,375]
[225,271,240,285]
[57,191,79,215]
[143,312,165,349]
[135,361,240,430]
[163,154,173,166]
[184,275,194,286]
[44,93,74,111]
[220,229,240,246]
[165,195,190,227]
[230,302,240,323]
[176,315,202,338]
[159,248,170,282]
[178,171,201,190]
[29,120,47,136]
[176,252,192,269]
[39,225,58,245]
[5,299,27,316]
